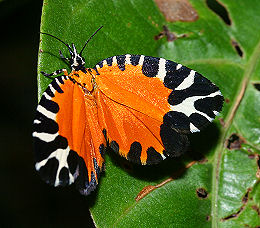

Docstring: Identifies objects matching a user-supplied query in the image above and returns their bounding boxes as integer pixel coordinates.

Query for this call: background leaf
[38,0,260,227]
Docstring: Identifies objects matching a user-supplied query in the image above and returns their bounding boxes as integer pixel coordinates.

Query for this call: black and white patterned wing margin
[32,75,102,195]
[139,56,224,134]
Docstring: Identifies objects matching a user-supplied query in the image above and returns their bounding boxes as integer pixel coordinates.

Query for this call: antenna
[79,26,103,56]
[40,32,73,53]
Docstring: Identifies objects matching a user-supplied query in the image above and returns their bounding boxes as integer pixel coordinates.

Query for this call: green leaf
[38,0,260,227]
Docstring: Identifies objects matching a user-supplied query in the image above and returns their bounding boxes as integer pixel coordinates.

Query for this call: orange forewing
[95,63,172,122]
[96,90,164,164]
[93,63,172,164]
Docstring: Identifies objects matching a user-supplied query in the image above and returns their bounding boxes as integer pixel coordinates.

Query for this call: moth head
[68,44,85,71]
[40,26,103,72]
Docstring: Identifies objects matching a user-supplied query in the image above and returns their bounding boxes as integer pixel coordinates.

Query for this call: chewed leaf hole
[253,83,260,91]
[251,205,260,216]
[241,188,251,203]
[154,25,177,42]
[231,40,243,57]
[154,25,189,42]
[206,0,231,25]
[225,133,244,150]
[221,213,237,221]
[256,155,260,178]
[221,189,251,221]
[196,187,208,199]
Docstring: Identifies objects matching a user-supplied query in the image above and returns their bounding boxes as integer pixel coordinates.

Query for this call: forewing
[94,55,223,133]
[33,76,105,195]
[94,55,223,162]
[96,90,188,165]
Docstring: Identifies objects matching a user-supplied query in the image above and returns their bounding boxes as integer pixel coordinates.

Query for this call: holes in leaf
[241,188,251,204]
[196,187,208,199]
[206,0,231,25]
[231,40,243,57]
[198,157,208,164]
[225,133,245,150]
[221,213,237,221]
[251,205,260,216]
[222,188,252,221]
[154,25,189,42]
[248,154,255,159]
[257,155,260,178]
[154,25,177,42]
[253,83,260,91]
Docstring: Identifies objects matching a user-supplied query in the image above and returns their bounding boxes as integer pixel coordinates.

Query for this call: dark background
[0,0,94,227]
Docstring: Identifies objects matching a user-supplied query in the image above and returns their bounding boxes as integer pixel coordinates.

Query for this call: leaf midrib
[211,37,260,228]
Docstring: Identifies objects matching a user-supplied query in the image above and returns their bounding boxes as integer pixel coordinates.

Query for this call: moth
[33,27,223,195]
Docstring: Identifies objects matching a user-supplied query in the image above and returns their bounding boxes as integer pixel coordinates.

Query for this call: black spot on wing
[74,156,90,193]
[51,77,64,94]
[160,123,189,157]
[57,76,65,84]
[163,111,191,134]
[44,76,66,98]
[92,66,100,75]
[58,167,70,186]
[142,56,160,77]
[189,113,211,131]
[110,140,119,154]
[168,72,219,106]
[45,86,54,97]
[68,151,101,195]
[106,57,113,66]
[93,157,101,179]
[194,95,224,118]
[164,60,187,89]
[69,77,77,84]
[79,172,97,195]
[96,60,103,68]
[99,144,105,158]
[38,157,59,186]
[127,141,142,164]
[39,95,59,113]
[146,147,163,165]
[102,129,107,141]
[130,55,141,66]
[81,68,87,74]
[168,91,181,106]
[34,111,58,134]
[67,150,78,175]
[116,55,126,71]
[33,135,68,163]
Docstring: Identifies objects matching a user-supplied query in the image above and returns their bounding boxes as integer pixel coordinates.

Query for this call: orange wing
[96,90,167,165]
[93,55,195,165]
[33,75,105,195]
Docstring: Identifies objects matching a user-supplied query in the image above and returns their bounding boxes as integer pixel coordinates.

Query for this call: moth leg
[41,68,68,78]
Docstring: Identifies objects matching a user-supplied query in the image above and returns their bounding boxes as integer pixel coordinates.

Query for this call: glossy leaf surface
[38,0,260,227]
